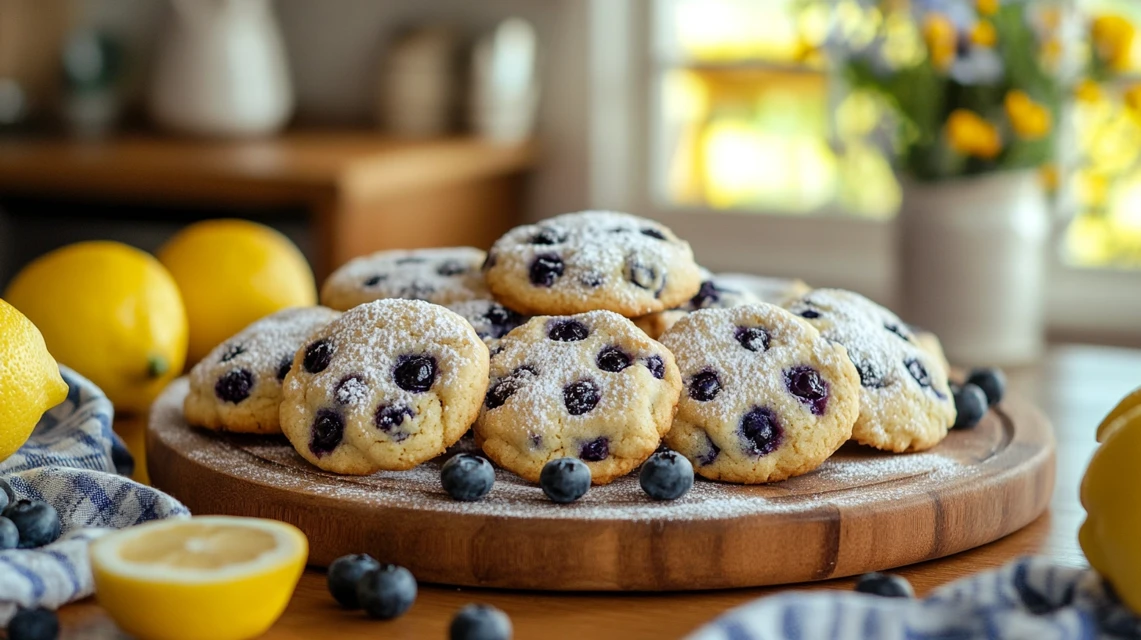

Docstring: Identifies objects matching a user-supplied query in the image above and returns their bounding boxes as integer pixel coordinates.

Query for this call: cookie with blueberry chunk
[474,310,682,485]
[783,289,956,452]
[483,211,702,317]
[320,247,490,311]
[659,304,860,484]
[634,269,763,339]
[445,299,529,349]
[280,299,489,474]
[184,306,341,434]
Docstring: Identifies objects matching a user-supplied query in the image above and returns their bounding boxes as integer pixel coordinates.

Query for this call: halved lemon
[90,516,308,640]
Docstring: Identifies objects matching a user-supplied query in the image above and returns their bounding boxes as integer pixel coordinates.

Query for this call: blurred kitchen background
[1,0,1140,360]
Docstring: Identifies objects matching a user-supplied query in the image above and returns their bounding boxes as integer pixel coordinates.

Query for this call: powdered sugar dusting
[321,247,489,309]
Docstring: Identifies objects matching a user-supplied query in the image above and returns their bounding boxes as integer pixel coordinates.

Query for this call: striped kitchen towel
[0,366,188,624]
[689,557,1141,640]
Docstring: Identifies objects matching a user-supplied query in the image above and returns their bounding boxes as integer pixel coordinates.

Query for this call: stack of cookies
[184,211,958,485]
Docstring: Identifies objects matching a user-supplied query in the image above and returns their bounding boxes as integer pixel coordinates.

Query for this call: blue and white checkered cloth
[0,366,188,624]
[689,557,1141,640]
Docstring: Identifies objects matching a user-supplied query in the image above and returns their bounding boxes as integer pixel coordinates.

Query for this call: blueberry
[966,367,1006,407]
[0,477,14,506]
[276,355,293,382]
[357,564,417,620]
[6,608,59,640]
[639,451,694,501]
[394,355,437,392]
[735,326,770,352]
[739,407,783,457]
[690,281,721,309]
[696,434,721,466]
[309,409,344,456]
[214,368,254,404]
[529,254,564,287]
[363,274,386,287]
[640,227,667,241]
[625,256,662,291]
[856,361,886,389]
[375,405,414,439]
[303,340,334,374]
[450,604,513,640]
[3,500,61,549]
[219,343,246,363]
[530,227,565,245]
[644,355,665,380]
[579,437,609,462]
[953,383,988,430]
[485,367,536,410]
[905,359,931,388]
[688,370,721,402]
[327,554,380,608]
[0,516,18,549]
[799,309,821,319]
[596,346,631,372]
[437,260,468,276]
[483,305,523,339]
[855,572,914,598]
[784,366,829,415]
[441,454,496,501]
[540,458,591,503]
[548,319,589,342]
[563,380,601,415]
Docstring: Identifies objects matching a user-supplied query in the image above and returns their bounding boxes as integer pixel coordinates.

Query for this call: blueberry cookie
[483,211,702,317]
[445,299,529,349]
[474,310,682,485]
[784,289,956,452]
[634,270,762,340]
[320,247,490,311]
[280,299,489,474]
[659,304,860,484]
[184,306,341,434]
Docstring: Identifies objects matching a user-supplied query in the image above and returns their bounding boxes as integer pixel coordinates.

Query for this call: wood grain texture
[147,377,1054,591]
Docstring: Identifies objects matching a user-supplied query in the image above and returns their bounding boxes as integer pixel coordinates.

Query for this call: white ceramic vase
[898,170,1050,366]
[148,0,293,138]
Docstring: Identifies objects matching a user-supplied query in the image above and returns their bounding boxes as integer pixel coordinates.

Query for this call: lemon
[157,219,317,365]
[0,299,69,461]
[91,516,308,640]
[5,242,187,415]
[1096,385,1141,442]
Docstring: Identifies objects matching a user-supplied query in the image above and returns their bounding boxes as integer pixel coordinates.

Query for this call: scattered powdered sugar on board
[158,379,986,523]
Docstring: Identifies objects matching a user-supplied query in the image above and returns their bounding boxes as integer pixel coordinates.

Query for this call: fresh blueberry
[739,407,783,457]
[303,340,334,374]
[375,405,414,439]
[0,516,18,549]
[363,274,386,287]
[327,554,380,608]
[855,572,914,598]
[219,343,246,363]
[437,260,468,276]
[309,409,345,456]
[529,254,564,287]
[530,227,565,245]
[540,458,591,503]
[3,500,61,549]
[548,319,589,342]
[563,380,601,415]
[0,477,15,506]
[735,326,770,352]
[596,346,631,372]
[357,564,418,620]
[688,370,721,402]
[441,454,496,502]
[450,604,513,640]
[394,355,437,392]
[784,366,829,415]
[214,368,254,404]
[799,309,821,319]
[953,383,988,430]
[6,607,59,640]
[578,437,609,462]
[276,355,293,382]
[640,227,667,241]
[639,451,694,501]
[905,359,931,388]
[644,355,665,380]
[966,367,1006,407]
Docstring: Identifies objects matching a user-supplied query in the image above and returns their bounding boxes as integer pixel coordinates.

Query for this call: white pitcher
[148,0,293,137]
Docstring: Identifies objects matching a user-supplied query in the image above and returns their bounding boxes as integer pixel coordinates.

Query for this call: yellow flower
[1075,79,1103,104]
[1042,38,1063,68]
[923,14,957,71]
[1091,15,1136,72]
[970,21,997,48]
[977,0,999,17]
[1004,90,1052,140]
[945,109,1003,159]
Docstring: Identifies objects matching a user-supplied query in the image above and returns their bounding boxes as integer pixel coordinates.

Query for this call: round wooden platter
[148,378,1055,592]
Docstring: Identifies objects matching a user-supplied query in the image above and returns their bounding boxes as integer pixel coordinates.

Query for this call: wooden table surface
[64,344,1140,639]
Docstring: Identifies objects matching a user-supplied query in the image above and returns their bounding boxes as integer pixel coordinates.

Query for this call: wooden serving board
[148,378,1055,591]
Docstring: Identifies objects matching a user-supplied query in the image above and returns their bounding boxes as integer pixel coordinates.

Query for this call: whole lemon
[5,241,187,415]
[157,220,316,365]
[0,299,70,461]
